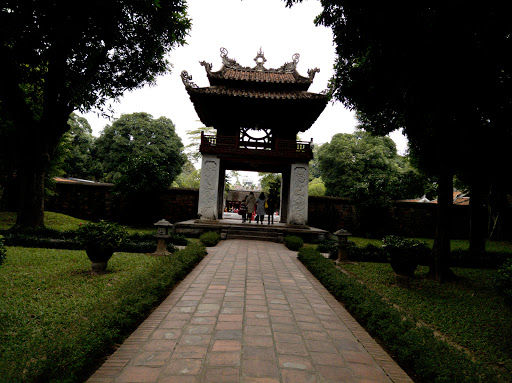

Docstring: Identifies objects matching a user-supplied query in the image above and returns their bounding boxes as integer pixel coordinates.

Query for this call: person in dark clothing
[240,196,248,223]
[266,194,276,225]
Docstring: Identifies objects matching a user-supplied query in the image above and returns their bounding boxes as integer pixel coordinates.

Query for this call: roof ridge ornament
[277,53,300,73]
[253,48,267,71]
[308,68,320,80]
[180,70,198,89]
[200,61,212,75]
[220,47,243,70]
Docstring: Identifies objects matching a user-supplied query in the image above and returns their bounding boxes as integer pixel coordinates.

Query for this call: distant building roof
[396,191,470,205]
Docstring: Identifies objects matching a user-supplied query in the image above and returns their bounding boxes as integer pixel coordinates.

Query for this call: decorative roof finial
[220,47,243,69]
[253,48,267,71]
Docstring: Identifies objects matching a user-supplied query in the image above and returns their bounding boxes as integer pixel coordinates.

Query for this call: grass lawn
[0,211,88,231]
[340,261,512,379]
[0,244,205,382]
[0,211,157,235]
[350,236,512,253]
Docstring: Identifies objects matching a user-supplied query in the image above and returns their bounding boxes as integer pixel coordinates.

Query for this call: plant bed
[0,242,206,382]
[298,246,508,382]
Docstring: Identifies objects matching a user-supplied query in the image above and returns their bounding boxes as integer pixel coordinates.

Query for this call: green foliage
[318,130,429,203]
[0,235,6,266]
[185,126,216,163]
[342,261,512,378]
[383,235,429,275]
[1,1,191,229]
[284,235,304,251]
[0,243,205,382]
[297,246,503,382]
[1,228,188,253]
[114,154,175,195]
[259,173,281,203]
[61,113,101,180]
[199,231,221,247]
[497,258,512,304]
[173,160,201,189]
[308,177,326,196]
[95,113,185,185]
[76,220,127,251]
[316,239,337,254]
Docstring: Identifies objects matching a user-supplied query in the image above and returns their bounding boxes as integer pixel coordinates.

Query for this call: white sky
[79,0,408,156]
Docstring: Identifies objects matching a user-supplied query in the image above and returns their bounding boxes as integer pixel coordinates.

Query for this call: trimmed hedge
[0,229,188,252]
[284,235,304,251]
[199,231,221,247]
[298,246,501,382]
[0,235,6,266]
[497,258,512,305]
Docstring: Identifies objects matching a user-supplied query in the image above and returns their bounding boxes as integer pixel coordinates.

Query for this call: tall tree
[286,0,512,281]
[318,131,426,202]
[0,1,190,228]
[94,113,185,184]
[318,130,429,236]
[62,113,100,180]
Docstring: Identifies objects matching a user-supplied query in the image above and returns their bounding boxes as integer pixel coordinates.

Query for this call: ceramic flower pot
[85,247,114,275]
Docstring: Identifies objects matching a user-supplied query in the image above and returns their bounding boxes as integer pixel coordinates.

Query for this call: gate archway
[182,48,328,225]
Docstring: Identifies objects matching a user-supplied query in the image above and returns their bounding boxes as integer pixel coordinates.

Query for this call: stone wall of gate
[45,180,486,239]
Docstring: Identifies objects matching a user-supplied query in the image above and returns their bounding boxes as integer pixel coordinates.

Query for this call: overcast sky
[79,0,407,154]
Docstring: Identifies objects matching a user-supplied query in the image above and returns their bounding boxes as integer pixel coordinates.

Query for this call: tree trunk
[469,179,487,255]
[14,118,67,229]
[16,151,49,228]
[429,168,455,282]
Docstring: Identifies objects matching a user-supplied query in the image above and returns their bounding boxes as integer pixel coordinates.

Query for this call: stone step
[223,226,283,243]
[227,233,280,242]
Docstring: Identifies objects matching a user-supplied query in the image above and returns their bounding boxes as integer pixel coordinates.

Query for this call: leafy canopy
[95,112,185,184]
[318,130,428,205]
[0,0,191,116]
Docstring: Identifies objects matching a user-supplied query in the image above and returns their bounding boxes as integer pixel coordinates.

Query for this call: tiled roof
[215,69,303,84]
[187,86,326,101]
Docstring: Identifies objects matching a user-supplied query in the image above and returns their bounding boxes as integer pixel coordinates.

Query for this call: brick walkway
[87,240,412,383]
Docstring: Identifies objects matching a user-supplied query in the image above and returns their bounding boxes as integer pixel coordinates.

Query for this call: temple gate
[181,48,328,225]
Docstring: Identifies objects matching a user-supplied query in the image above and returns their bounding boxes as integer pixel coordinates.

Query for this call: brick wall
[46,181,199,226]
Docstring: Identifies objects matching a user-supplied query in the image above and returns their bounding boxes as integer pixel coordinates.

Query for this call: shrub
[0,235,6,266]
[317,239,338,259]
[1,229,188,252]
[199,231,221,247]
[383,235,429,276]
[496,258,512,304]
[76,220,127,251]
[349,243,388,263]
[284,235,304,251]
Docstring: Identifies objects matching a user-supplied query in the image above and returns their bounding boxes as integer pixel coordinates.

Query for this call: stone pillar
[287,163,309,226]
[197,155,220,220]
[280,171,290,223]
[217,166,226,219]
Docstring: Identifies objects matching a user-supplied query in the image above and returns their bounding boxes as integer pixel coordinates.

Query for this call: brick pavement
[87,239,413,383]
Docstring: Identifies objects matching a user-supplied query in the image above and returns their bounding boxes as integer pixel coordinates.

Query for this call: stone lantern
[153,219,172,256]
[333,229,351,263]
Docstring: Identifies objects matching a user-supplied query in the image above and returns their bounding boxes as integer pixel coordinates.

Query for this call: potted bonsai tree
[77,220,127,275]
[383,235,427,287]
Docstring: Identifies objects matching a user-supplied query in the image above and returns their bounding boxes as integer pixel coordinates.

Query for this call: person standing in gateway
[246,192,256,223]
[266,193,276,225]
[255,192,266,225]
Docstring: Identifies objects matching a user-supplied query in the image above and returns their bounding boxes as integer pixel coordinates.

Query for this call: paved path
[88,240,412,383]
